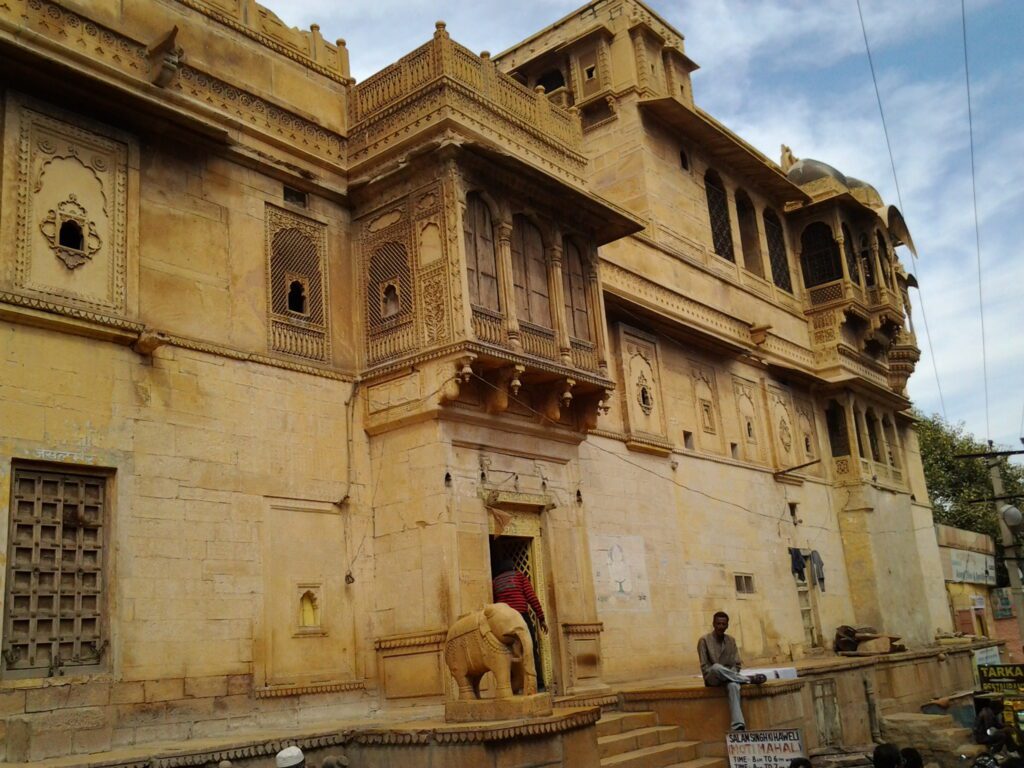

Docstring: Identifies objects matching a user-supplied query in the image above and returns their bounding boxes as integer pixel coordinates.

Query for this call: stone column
[546,240,572,366]
[585,251,610,376]
[496,221,521,349]
[869,237,884,297]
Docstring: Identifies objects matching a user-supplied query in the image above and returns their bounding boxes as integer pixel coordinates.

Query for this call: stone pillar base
[444,693,553,723]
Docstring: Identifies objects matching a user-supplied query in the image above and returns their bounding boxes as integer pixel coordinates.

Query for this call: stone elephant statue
[444,603,537,700]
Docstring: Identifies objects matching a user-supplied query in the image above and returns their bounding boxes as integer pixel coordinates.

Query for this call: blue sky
[276,0,1024,452]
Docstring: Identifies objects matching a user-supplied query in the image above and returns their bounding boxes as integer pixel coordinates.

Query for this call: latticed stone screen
[266,204,330,362]
[367,241,412,329]
[3,467,106,678]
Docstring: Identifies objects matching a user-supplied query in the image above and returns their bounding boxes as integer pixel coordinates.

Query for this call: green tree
[915,411,1024,583]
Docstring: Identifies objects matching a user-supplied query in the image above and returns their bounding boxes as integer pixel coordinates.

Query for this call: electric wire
[855,0,947,420]
[960,0,991,442]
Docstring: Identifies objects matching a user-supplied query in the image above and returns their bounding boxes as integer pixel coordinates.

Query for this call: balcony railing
[571,338,598,372]
[471,306,506,346]
[520,322,559,361]
[350,29,583,151]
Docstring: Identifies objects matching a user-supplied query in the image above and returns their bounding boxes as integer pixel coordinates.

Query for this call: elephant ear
[478,606,494,637]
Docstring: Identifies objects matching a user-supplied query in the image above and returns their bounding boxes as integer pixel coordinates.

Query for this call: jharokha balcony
[348,23,588,187]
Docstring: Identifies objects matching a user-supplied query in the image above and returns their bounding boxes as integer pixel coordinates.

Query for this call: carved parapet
[348,33,586,183]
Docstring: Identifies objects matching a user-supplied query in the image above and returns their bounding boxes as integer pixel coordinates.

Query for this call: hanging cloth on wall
[810,550,826,592]
[788,547,806,580]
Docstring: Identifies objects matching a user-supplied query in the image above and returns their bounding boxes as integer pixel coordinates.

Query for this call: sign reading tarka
[979,664,1024,692]
[727,729,805,768]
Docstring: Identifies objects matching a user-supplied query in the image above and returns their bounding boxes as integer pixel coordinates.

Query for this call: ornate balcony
[349,24,588,186]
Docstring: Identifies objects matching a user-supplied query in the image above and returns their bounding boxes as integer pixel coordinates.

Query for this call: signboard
[993,588,1014,620]
[974,646,1002,668]
[950,550,997,585]
[727,729,805,768]
[978,664,1024,693]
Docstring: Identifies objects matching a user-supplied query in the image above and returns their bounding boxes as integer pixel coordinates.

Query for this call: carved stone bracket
[148,26,185,88]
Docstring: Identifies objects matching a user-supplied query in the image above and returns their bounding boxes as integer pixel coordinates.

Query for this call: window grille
[704,172,734,261]
[367,241,412,327]
[859,233,876,286]
[510,215,551,328]
[763,210,792,292]
[562,239,591,341]
[463,194,500,311]
[799,222,842,288]
[3,467,107,678]
[734,574,755,594]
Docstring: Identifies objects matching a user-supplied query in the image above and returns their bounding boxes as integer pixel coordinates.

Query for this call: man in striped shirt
[492,557,548,691]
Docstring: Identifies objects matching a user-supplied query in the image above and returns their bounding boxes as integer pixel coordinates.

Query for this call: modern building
[0,0,956,760]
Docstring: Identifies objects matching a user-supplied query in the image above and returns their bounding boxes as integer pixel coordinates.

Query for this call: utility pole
[988,453,1024,641]
[954,441,1024,645]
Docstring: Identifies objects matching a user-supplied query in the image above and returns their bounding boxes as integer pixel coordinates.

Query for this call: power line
[855,0,947,420]
[961,0,991,442]
[855,0,905,213]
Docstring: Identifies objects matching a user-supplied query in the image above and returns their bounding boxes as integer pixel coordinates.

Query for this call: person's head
[900,748,923,768]
[712,611,729,637]
[872,743,902,768]
[276,746,305,768]
[789,758,813,768]
[494,557,515,575]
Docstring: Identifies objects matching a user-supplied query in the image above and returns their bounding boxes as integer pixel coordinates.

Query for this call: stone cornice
[561,622,604,635]
[374,630,447,651]
[254,680,365,699]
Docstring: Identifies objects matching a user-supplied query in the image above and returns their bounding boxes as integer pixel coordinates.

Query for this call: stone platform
[445,692,553,722]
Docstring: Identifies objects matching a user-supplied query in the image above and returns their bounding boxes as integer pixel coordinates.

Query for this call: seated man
[697,611,766,731]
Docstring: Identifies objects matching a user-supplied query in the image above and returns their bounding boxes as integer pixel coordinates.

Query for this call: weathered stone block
[445,693,553,723]
[185,675,229,698]
[144,677,185,702]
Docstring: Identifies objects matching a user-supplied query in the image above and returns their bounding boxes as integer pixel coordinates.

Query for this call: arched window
[463,193,500,311]
[825,400,850,458]
[562,239,591,341]
[381,283,399,319]
[799,222,842,288]
[876,231,893,288]
[510,215,551,327]
[287,280,307,314]
[59,220,84,251]
[735,190,764,277]
[763,209,793,292]
[841,224,860,285]
[704,171,734,261]
[859,232,876,286]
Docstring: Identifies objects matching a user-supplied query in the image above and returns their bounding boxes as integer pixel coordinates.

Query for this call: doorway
[489,534,554,692]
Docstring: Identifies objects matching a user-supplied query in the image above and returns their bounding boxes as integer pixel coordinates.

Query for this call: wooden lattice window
[510,215,551,328]
[3,466,108,678]
[562,239,591,341]
[865,409,882,462]
[763,210,793,293]
[704,171,734,261]
[841,224,860,285]
[800,222,842,288]
[464,193,500,312]
[735,190,763,277]
[825,400,850,458]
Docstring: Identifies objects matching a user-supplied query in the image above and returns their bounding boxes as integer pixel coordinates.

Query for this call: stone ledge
[620,680,803,702]
[24,707,600,767]
[445,693,553,723]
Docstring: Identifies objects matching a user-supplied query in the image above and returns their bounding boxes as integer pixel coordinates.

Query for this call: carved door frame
[486,497,557,694]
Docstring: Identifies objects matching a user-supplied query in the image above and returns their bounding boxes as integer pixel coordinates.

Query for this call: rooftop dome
[786,158,849,187]
[847,177,884,208]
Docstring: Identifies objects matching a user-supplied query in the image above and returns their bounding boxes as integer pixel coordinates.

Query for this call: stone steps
[598,710,719,768]
[598,711,660,737]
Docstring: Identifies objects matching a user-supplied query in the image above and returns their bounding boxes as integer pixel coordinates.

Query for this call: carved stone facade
[0,0,950,762]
